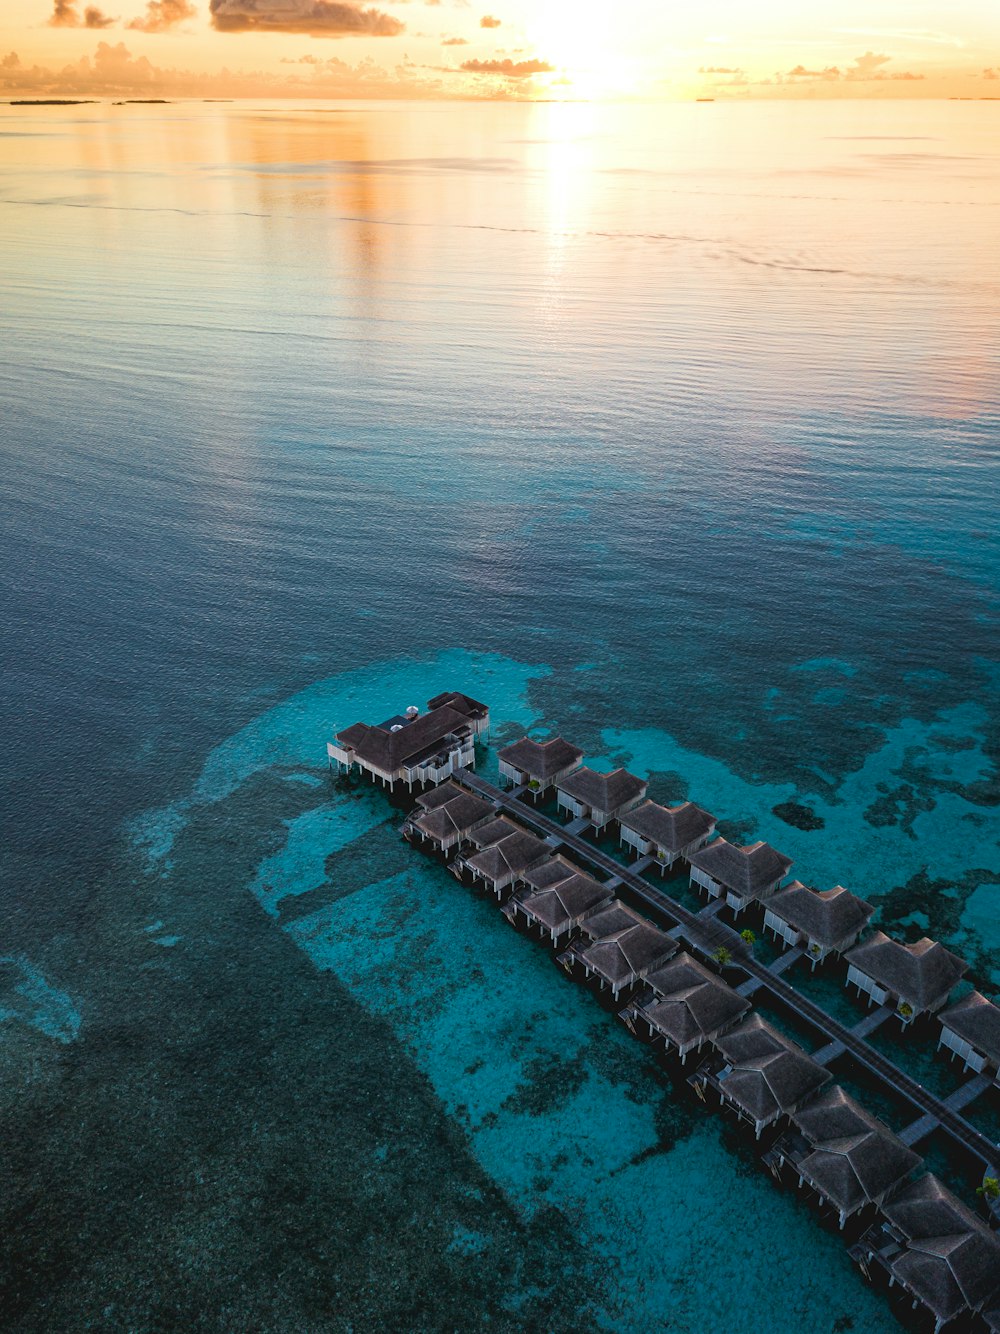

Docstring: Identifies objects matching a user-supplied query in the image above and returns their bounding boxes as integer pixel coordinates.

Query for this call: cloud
[698,65,740,74]
[479,13,499,26]
[786,63,841,80]
[460,57,551,77]
[983,67,998,80]
[128,0,196,31]
[0,39,479,98]
[50,0,116,26]
[784,51,922,83]
[441,35,466,45]
[208,0,404,37]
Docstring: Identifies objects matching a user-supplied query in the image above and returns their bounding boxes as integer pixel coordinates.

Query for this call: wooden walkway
[453,770,1000,1176]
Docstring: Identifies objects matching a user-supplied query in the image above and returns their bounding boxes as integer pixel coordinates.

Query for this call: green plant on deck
[528,779,540,792]
[713,946,732,967]
[977,1177,1000,1202]
[898,1001,914,1019]
[740,929,756,947]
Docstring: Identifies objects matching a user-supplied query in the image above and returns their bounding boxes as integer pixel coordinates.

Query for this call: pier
[453,769,1000,1177]
[329,695,1000,1331]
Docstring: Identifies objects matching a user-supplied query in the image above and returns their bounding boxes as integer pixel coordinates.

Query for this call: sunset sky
[2,0,999,99]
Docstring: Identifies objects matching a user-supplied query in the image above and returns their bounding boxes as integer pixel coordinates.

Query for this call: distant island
[10,99,96,106]
[113,99,171,105]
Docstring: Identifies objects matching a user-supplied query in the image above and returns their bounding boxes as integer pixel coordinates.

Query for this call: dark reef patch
[501,1053,588,1117]
[863,782,936,839]
[0,778,601,1333]
[772,800,825,831]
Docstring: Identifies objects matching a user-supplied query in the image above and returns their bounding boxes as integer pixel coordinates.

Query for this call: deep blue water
[1,98,999,1330]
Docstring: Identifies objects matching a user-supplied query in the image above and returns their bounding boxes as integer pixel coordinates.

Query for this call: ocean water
[1,98,999,1331]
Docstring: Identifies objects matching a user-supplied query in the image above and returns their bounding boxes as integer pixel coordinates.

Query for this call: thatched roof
[336,703,473,772]
[688,838,793,898]
[521,856,580,892]
[412,793,494,842]
[497,736,583,780]
[518,870,613,934]
[940,991,1000,1065]
[575,910,677,989]
[639,953,749,1045]
[426,691,489,723]
[713,1014,830,1122]
[465,831,551,882]
[790,1087,919,1216]
[557,766,647,812]
[618,801,716,852]
[845,932,967,1010]
[882,1174,1000,1323]
[415,781,466,812]
[767,882,874,947]
[467,816,522,849]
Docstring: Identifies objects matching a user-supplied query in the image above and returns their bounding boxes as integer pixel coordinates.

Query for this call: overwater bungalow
[503,858,613,944]
[555,767,648,832]
[327,692,489,791]
[692,1013,830,1138]
[763,882,875,968]
[402,790,495,855]
[497,736,583,798]
[465,815,524,848]
[426,691,491,739]
[458,826,552,898]
[688,838,792,914]
[413,780,466,811]
[618,800,717,874]
[845,932,967,1025]
[620,951,749,1061]
[851,1174,1000,1332]
[557,900,677,1000]
[768,1086,920,1229]
[938,991,1000,1079]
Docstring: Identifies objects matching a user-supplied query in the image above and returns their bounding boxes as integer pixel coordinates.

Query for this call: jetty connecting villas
[328,695,1000,1332]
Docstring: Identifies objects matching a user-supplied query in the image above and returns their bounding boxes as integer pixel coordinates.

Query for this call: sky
[1,0,999,100]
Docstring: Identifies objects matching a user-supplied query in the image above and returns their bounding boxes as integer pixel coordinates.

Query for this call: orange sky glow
[2,0,999,99]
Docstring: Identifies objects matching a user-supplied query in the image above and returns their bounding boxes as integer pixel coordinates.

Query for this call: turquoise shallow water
[1,99,999,1329]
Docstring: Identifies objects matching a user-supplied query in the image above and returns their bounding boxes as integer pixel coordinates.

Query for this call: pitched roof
[639,953,749,1046]
[496,736,583,780]
[557,766,647,812]
[412,793,494,842]
[714,1014,830,1122]
[940,991,1000,1065]
[426,690,489,721]
[688,838,793,898]
[519,871,613,933]
[465,831,551,882]
[789,1087,919,1216]
[767,882,874,947]
[576,900,647,942]
[521,856,579,892]
[415,781,466,811]
[618,800,717,852]
[845,932,967,1010]
[467,816,522,848]
[336,703,473,773]
[576,917,677,989]
[882,1175,1000,1322]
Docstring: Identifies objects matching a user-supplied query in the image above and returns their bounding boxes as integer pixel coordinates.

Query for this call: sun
[527,0,645,99]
